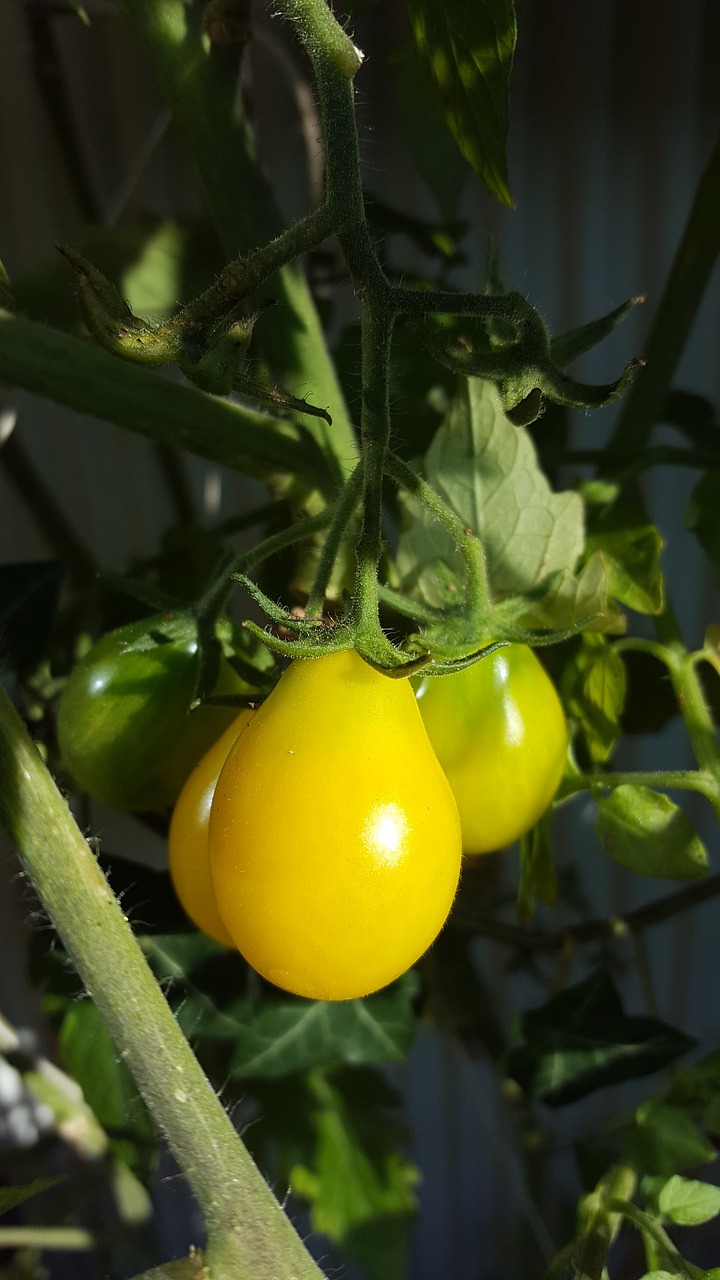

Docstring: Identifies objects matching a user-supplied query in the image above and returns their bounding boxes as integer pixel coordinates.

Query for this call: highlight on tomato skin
[415,644,568,856]
[168,710,254,947]
[207,648,463,1002]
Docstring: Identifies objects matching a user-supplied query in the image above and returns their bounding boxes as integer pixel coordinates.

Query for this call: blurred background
[1,1,720,1277]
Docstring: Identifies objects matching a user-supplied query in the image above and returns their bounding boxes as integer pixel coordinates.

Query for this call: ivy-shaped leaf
[407,0,516,207]
[396,379,623,632]
[595,786,709,880]
[502,969,695,1106]
[290,1068,419,1277]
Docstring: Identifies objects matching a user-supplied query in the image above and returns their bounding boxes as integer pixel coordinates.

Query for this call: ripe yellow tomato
[208,649,462,1001]
[168,710,254,946]
[415,645,567,855]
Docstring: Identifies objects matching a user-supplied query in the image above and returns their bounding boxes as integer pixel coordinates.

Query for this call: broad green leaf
[396,379,622,631]
[407,0,516,207]
[564,634,626,764]
[595,785,708,880]
[584,489,665,615]
[58,1001,155,1177]
[229,975,419,1078]
[658,1175,720,1226]
[0,1178,64,1216]
[290,1069,419,1270]
[687,470,720,577]
[502,969,695,1106]
[625,1101,716,1176]
[391,44,470,219]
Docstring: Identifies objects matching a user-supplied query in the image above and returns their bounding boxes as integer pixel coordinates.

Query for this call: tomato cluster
[58,626,567,1001]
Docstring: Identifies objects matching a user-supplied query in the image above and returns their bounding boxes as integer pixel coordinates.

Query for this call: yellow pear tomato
[208,649,462,1001]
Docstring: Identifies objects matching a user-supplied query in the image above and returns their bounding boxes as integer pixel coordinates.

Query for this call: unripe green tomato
[208,648,462,1001]
[168,711,254,946]
[415,645,567,855]
[57,616,251,812]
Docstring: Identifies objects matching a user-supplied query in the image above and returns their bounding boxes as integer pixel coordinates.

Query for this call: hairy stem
[0,685,325,1280]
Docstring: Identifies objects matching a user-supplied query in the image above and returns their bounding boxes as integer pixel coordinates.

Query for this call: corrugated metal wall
[2,2,720,1277]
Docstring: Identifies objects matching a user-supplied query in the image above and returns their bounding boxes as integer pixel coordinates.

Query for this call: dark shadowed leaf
[625,1100,716,1176]
[407,0,516,207]
[502,969,695,1105]
[391,44,470,219]
[0,1178,64,1216]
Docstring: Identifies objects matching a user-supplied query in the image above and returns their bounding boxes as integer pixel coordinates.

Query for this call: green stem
[306,461,363,616]
[574,1166,637,1280]
[452,871,720,949]
[558,768,716,804]
[655,604,720,814]
[0,685,325,1280]
[0,310,334,492]
[280,0,363,77]
[0,1228,97,1252]
[607,1201,704,1280]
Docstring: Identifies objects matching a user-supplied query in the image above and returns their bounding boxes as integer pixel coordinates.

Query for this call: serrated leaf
[230,975,419,1078]
[0,1178,64,1216]
[396,379,622,631]
[585,490,665,615]
[407,0,516,207]
[626,1101,717,1176]
[595,785,708,880]
[502,969,695,1106]
[658,1175,720,1226]
[290,1069,419,1267]
[58,1001,155,1177]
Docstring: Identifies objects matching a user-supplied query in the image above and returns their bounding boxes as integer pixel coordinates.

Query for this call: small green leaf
[407,0,516,207]
[229,975,419,1078]
[625,1101,717,1176]
[502,969,695,1106]
[595,785,709,880]
[0,1179,64,1216]
[585,489,665,615]
[658,1175,720,1226]
[58,1001,155,1176]
[396,379,623,632]
[565,634,626,764]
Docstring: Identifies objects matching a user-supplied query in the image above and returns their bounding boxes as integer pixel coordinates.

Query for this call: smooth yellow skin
[208,649,462,1001]
[168,710,254,946]
[416,645,568,856]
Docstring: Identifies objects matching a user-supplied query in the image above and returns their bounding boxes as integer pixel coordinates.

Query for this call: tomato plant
[168,709,253,946]
[57,614,249,811]
[208,649,463,1001]
[415,645,568,855]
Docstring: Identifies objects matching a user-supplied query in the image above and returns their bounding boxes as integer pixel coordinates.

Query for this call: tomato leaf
[595,786,709,880]
[624,1100,717,1177]
[657,1175,720,1226]
[396,379,623,631]
[228,975,419,1078]
[502,969,695,1106]
[289,1068,419,1277]
[584,486,665,615]
[406,0,516,208]
[0,1178,64,1216]
[58,1000,155,1177]
[564,634,627,764]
